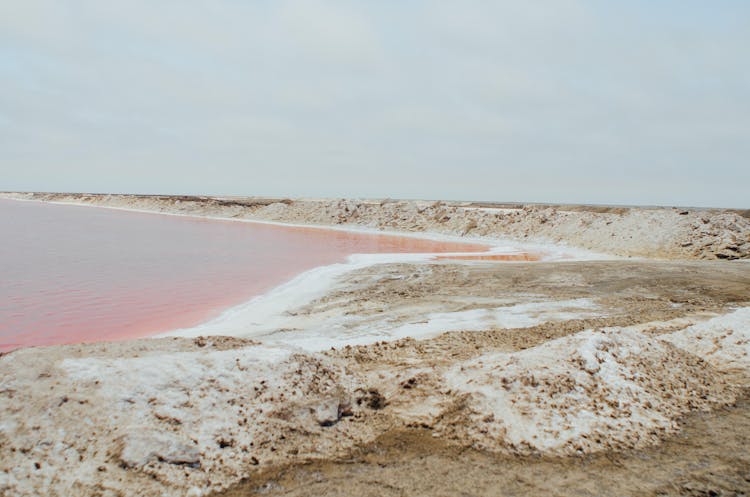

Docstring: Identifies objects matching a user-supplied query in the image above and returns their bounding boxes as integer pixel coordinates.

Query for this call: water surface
[0,200,487,351]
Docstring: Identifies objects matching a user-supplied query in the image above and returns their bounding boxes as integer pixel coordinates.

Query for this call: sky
[1,1,748,207]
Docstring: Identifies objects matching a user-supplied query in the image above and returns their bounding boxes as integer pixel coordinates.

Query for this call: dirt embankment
[2,192,749,260]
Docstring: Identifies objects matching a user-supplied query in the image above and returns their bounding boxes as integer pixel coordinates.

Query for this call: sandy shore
[1,193,750,497]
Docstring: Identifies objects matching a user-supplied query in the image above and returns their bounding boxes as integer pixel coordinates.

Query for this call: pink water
[0,199,488,351]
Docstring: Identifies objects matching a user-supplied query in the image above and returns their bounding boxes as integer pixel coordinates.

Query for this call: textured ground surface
[1,194,749,496]
[2,260,749,497]
[217,396,750,497]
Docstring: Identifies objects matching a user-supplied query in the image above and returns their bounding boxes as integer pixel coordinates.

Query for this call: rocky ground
[1,194,750,497]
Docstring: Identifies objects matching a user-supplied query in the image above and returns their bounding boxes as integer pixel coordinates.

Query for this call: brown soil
[216,393,750,497]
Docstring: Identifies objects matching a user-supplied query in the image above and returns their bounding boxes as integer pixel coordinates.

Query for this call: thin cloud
[1,1,748,206]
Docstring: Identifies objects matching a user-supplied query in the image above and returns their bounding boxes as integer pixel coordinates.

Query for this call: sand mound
[441,328,738,455]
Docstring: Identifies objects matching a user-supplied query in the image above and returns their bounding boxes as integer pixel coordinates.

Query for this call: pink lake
[0,199,489,351]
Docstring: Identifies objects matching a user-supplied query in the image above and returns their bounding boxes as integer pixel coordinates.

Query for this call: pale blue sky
[1,1,748,207]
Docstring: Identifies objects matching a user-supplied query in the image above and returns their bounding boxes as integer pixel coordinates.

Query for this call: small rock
[116,429,201,468]
[314,398,341,426]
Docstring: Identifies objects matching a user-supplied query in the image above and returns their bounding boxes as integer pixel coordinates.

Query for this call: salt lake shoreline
[3,191,749,260]
[1,193,750,497]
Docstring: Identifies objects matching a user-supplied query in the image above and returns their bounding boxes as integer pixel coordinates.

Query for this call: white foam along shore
[4,196,616,347]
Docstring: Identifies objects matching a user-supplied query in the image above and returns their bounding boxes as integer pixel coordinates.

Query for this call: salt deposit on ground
[0,341,379,496]
[384,298,600,340]
[177,291,600,352]
[442,327,738,455]
[263,298,600,352]
[2,301,750,496]
[663,307,750,374]
[163,240,605,344]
